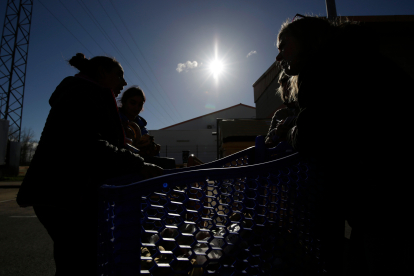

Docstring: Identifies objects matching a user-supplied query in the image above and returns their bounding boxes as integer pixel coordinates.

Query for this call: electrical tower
[0,0,33,142]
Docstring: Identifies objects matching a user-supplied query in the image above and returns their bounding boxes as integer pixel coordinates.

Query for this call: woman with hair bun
[16,53,163,275]
[274,16,411,274]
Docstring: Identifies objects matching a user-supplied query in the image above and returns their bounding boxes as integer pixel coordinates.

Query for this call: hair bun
[69,53,89,72]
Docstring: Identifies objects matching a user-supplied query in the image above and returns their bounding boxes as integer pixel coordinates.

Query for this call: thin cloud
[246,50,257,58]
[176,60,199,73]
[176,63,186,73]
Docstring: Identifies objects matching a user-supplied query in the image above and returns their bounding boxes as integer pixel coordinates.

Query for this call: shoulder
[55,76,107,99]
[135,115,147,126]
[57,76,97,89]
[52,76,111,107]
[118,108,128,122]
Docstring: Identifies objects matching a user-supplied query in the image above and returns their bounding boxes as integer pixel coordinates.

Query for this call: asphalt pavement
[0,186,55,276]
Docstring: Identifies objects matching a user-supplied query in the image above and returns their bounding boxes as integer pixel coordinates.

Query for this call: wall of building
[149,129,217,164]
[217,118,271,158]
[253,62,284,119]
[148,104,257,164]
[255,79,283,119]
[161,104,256,131]
[0,119,8,166]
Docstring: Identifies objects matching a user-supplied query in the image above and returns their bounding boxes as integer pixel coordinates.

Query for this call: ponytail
[68,53,121,81]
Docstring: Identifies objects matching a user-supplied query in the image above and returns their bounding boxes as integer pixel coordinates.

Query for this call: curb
[0,182,22,188]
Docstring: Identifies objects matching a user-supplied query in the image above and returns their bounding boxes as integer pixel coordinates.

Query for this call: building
[252,61,283,120]
[149,103,259,165]
[0,119,8,166]
[216,118,271,159]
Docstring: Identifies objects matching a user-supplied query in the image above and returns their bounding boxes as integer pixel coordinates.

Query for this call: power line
[58,0,107,54]
[76,0,173,126]
[37,0,93,56]
[38,0,171,126]
[70,1,133,83]
[97,0,179,124]
[108,0,184,122]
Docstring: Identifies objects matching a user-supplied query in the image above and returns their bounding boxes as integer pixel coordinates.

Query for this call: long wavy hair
[276,71,291,103]
[277,15,364,101]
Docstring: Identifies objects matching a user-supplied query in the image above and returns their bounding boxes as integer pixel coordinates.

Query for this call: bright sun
[209,60,223,77]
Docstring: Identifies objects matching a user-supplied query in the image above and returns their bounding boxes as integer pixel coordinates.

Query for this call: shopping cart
[97,137,326,275]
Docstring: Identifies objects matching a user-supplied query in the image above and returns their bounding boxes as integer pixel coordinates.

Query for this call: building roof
[160,103,255,130]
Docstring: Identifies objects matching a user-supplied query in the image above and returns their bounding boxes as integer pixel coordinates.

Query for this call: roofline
[160,103,255,130]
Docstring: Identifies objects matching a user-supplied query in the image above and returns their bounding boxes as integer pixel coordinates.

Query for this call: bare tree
[8,126,38,165]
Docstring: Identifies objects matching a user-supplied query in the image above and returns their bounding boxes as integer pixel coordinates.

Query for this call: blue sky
[1,0,413,141]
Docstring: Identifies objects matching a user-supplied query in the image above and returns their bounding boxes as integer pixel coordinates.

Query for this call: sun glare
[209,59,223,77]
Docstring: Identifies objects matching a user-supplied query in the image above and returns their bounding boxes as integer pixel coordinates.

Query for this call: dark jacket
[118,109,149,136]
[134,115,149,136]
[283,25,412,274]
[16,76,146,207]
[285,23,412,229]
[286,24,412,162]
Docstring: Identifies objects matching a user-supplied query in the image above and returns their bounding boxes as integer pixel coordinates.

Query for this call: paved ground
[0,187,55,276]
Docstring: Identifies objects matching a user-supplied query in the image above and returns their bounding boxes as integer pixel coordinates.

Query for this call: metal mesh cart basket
[98,138,326,275]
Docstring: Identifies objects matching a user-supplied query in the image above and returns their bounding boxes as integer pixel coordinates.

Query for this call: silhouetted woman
[16,53,162,276]
[274,16,411,274]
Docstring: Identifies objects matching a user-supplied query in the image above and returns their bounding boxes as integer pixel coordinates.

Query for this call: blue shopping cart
[97,137,328,275]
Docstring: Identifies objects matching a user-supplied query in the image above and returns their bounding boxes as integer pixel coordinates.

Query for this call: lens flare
[209,60,223,77]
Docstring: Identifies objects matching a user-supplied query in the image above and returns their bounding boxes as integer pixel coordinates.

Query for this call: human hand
[128,121,142,142]
[265,136,278,148]
[139,162,163,179]
[137,134,151,147]
[274,120,291,138]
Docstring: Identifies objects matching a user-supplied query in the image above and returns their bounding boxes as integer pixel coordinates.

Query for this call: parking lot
[0,186,54,276]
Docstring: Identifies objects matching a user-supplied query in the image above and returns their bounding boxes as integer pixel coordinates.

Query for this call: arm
[265,108,291,147]
[57,79,161,181]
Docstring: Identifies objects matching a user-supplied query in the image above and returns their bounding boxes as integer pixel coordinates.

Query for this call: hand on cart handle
[140,163,164,179]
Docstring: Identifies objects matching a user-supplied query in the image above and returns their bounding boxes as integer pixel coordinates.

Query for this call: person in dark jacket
[118,86,176,169]
[274,16,411,274]
[16,53,163,276]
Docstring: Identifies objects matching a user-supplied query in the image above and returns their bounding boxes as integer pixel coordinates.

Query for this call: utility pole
[0,0,34,142]
[325,0,337,20]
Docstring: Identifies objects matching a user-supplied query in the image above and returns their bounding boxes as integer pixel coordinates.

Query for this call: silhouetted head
[276,16,332,76]
[118,86,146,120]
[69,53,127,96]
